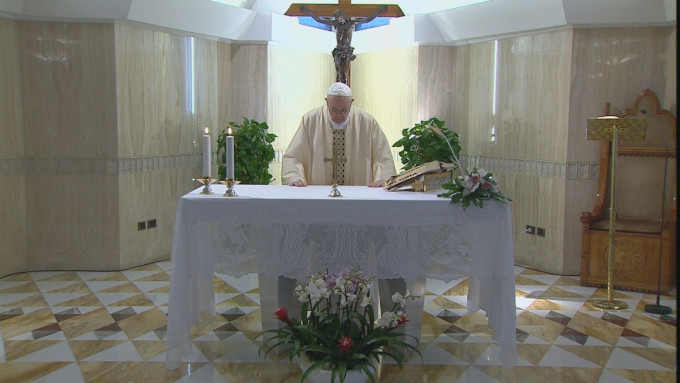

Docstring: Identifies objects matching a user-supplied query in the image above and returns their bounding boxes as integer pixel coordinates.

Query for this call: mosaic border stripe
[0,154,202,175]
[0,153,599,180]
[463,155,599,180]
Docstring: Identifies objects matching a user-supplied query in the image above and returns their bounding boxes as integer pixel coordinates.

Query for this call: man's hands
[368,180,385,188]
[289,179,307,187]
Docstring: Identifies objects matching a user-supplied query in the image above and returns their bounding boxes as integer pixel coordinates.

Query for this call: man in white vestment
[282,82,396,187]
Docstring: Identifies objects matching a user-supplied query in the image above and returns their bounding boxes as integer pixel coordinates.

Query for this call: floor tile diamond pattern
[0,261,675,382]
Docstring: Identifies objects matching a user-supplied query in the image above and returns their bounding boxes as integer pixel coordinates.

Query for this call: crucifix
[287,1,403,85]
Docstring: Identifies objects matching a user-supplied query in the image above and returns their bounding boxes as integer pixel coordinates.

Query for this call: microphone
[640,108,672,315]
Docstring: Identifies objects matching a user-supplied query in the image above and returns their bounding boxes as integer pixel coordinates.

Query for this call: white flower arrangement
[428,124,512,209]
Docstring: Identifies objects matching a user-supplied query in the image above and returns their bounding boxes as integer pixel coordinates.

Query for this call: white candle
[226,127,235,179]
[202,127,211,178]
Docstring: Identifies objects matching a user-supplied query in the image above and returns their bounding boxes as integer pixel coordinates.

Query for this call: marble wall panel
[352,46,418,170]
[507,174,568,274]
[115,25,216,160]
[465,41,497,158]
[1,18,24,158]
[228,44,268,123]
[0,175,28,276]
[266,44,334,184]
[451,44,471,158]
[118,169,195,268]
[416,46,456,127]
[217,42,232,135]
[568,26,676,163]
[489,29,571,162]
[25,174,121,270]
[18,21,118,159]
[0,18,28,277]
[192,37,219,152]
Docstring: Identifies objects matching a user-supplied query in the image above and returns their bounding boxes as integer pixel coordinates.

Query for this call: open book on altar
[385,161,456,192]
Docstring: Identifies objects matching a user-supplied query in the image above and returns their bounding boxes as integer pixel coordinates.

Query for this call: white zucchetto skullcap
[327,82,352,97]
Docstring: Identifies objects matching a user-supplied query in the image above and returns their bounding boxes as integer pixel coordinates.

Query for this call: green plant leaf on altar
[217,117,277,184]
[392,117,461,171]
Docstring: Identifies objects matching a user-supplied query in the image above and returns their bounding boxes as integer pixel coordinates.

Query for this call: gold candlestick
[222,178,238,197]
[194,177,216,195]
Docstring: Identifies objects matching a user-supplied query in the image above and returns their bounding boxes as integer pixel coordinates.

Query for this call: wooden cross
[285,0,404,18]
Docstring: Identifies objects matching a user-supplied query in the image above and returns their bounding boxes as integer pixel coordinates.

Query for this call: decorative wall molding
[462,155,599,180]
[0,154,202,176]
[1,153,599,180]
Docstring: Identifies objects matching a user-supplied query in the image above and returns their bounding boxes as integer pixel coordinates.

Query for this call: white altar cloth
[165,185,517,369]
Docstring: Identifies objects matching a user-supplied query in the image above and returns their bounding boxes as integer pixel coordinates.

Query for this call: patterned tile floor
[0,260,676,382]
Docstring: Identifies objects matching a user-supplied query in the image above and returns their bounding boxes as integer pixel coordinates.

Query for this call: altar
[165,184,517,370]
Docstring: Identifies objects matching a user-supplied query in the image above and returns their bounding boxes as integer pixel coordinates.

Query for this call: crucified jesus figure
[301,5,387,84]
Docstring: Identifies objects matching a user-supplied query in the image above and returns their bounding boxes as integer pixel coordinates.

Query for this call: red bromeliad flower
[275,306,294,326]
[337,336,354,353]
[274,306,288,321]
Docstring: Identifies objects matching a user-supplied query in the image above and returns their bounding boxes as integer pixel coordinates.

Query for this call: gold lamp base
[592,299,628,311]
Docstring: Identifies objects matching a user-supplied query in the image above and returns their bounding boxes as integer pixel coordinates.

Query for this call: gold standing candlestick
[222,178,238,197]
[194,177,216,195]
[586,116,646,311]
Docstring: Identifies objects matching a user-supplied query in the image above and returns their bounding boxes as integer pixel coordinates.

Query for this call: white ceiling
[0,0,676,53]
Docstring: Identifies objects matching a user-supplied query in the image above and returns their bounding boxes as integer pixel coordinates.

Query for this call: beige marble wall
[228,44,268,123]
[16,21,121,272]
[0,18,27,276]
[267,45,335,184]
[114,24,218,268]
[416,46,456,126]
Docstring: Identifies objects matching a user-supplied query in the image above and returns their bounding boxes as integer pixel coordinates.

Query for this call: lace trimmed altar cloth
[165,185,517,369]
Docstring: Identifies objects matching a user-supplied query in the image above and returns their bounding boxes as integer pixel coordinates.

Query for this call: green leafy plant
[259,267,422,383]
[217,118,277,184]
[392,117,461,170]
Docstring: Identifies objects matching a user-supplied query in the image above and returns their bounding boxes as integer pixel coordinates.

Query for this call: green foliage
[392,117,461,170]
[259,267,422,383]
[217,118,277,184]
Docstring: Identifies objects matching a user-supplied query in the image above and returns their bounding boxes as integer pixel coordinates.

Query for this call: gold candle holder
[328,183,342,198]
[222,178,238,197]
[194,177,216,195]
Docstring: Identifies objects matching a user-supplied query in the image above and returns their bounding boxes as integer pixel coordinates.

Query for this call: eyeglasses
[329,107,350,116]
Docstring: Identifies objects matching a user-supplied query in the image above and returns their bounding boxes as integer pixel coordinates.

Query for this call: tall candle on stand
[226,127,235,179]
[202,127,211,178]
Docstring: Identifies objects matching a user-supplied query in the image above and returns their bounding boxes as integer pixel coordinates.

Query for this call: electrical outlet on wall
[537,227,545,237]
[525,225,535,234]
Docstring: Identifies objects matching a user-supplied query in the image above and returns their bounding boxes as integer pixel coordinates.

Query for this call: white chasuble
[282,105,397,186]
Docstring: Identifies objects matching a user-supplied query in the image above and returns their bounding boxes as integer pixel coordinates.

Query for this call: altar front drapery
[165,185,517,370]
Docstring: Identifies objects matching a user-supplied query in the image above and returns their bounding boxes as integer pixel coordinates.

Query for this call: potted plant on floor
[260,266,422,383]
[217,118,277,184]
